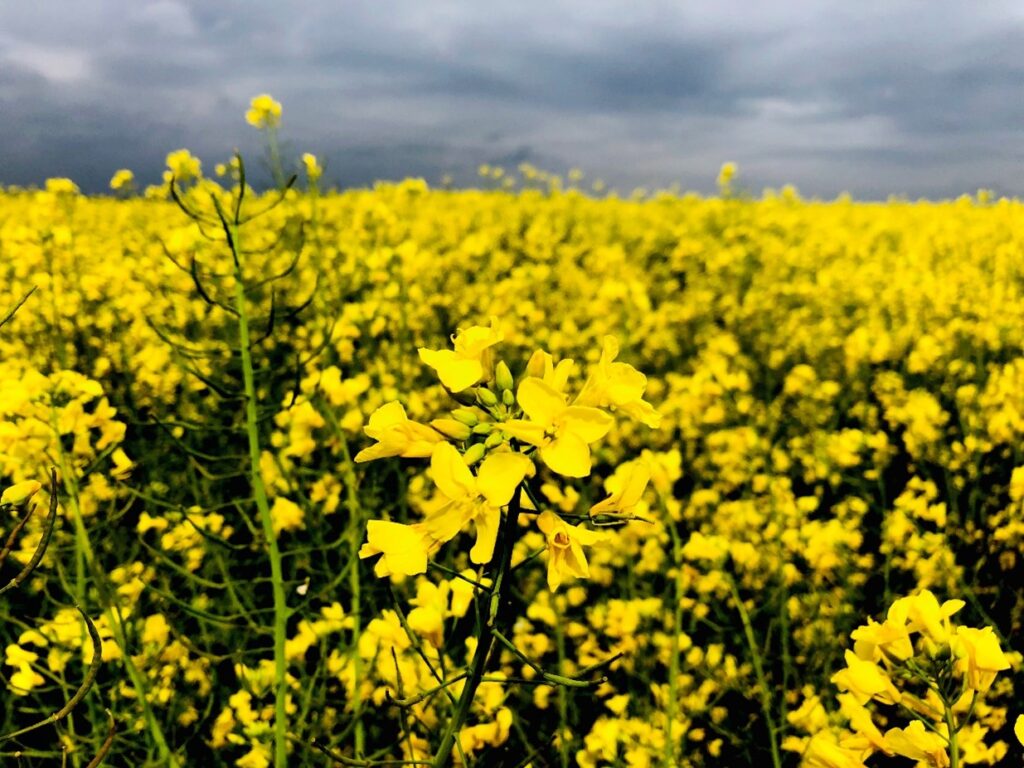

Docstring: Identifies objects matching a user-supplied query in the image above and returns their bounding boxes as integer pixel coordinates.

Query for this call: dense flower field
[2,106,1024,767]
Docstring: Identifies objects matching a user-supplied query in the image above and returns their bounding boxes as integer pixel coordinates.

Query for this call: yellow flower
[418,320,503,392]
[801,732,870,768]
[111,447,134,479]
[1,480,41,506]
[502,377,612,477]
[830,651,900,705]
[1014,715,1024,746]
[109,169,134,191]
[536,510,604,591]
[359,521,434,578]
[270,497,304,534]
[954,625,1010,692]
[883,721,949,767]
[302,153,322,182]
[589,459,651,517]
[354,401,445,462]
[850,617,913,663]
[422,443,533,564]
[246,94,282,129]
[164,149,201,183]
[9,663,44,695]
[575,336,661,427]
[236,742,272,768]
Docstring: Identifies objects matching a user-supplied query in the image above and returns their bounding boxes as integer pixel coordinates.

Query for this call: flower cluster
[356,319,658,592]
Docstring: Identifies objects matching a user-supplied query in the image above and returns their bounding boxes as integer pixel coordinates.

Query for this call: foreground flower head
[418,318,503,392]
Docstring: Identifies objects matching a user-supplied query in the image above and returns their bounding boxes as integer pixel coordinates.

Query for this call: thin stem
[231,217,290,768]
[431,486,522,767]
[726,572,782,768]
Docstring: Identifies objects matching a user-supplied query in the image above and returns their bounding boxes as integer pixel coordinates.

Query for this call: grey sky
[2,0,1023,197]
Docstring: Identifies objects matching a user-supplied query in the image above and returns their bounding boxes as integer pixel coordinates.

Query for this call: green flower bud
[451,408,480,427]
[472,422,493,435]
[431,418,473,441]
[476,388,498,407]
[495,360,514,392]
[484,432,505,449]
[502,389,515,406]
[462,443,486,466]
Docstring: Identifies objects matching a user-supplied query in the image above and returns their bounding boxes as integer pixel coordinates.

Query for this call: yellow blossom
[502,377,612,477]
[418,320,503,391]
[536,510,604,591]
[354,401,445,462]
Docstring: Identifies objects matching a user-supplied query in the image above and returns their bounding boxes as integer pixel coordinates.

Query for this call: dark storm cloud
[2,0,1024,197]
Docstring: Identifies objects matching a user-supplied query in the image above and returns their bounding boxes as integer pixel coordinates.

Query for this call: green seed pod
[477,387,498,407]
[462,443,486,466]
[431,418,473,441]
[495,360,514,392]
[451,408,480,427]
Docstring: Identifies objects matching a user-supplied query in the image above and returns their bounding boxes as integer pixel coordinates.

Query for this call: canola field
[2,129,1024,767]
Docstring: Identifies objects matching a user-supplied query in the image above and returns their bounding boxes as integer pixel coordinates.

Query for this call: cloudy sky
[2,0,1023,197]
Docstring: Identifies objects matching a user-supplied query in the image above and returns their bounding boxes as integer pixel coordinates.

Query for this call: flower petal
[477,452,534,506]
[541,433,592,477]
[517,377,566,426]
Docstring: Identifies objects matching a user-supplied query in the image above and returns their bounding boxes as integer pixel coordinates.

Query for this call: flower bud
[431,418,473,441]
[476,388,498,407]
[495,361,514,393]
[1,480,42,507]
[451,408,479,427]
[484,432,505,449]
[462,444,486,466]
[502,389,515,406]
[472,422,493,436]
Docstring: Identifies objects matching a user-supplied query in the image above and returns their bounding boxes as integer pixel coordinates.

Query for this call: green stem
[726,572,781,768]
[944,703,959,768]
[664,498,682,768]
[231,220,290,768]
[431,486,522,767]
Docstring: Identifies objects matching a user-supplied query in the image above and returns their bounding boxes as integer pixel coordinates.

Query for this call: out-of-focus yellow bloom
[422,443,533,564]
[302,153,322,182]
[354,401,444,462]
[109,169,134,191]
[164,149,201,183]
[1015,715,1024,746]
[536,510,604,591]
[246,93,282,129]
[418,320,503,392]
[270,497,304,534]
[358,520,434,578]
[1,480,41,506]
[503,377,612,477]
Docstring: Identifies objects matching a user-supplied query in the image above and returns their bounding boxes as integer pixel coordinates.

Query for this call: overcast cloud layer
[2,0,1023,197]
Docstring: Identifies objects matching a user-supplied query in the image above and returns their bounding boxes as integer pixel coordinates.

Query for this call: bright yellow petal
[477,452,533,506]
[430,443,477,501]
[364,401,408,439]
[541,434,591,477]
[517,377,566,426]
[500,419,547,446]
[561,406,613,443]
[470,506,501,564]
[419,348,482,391]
